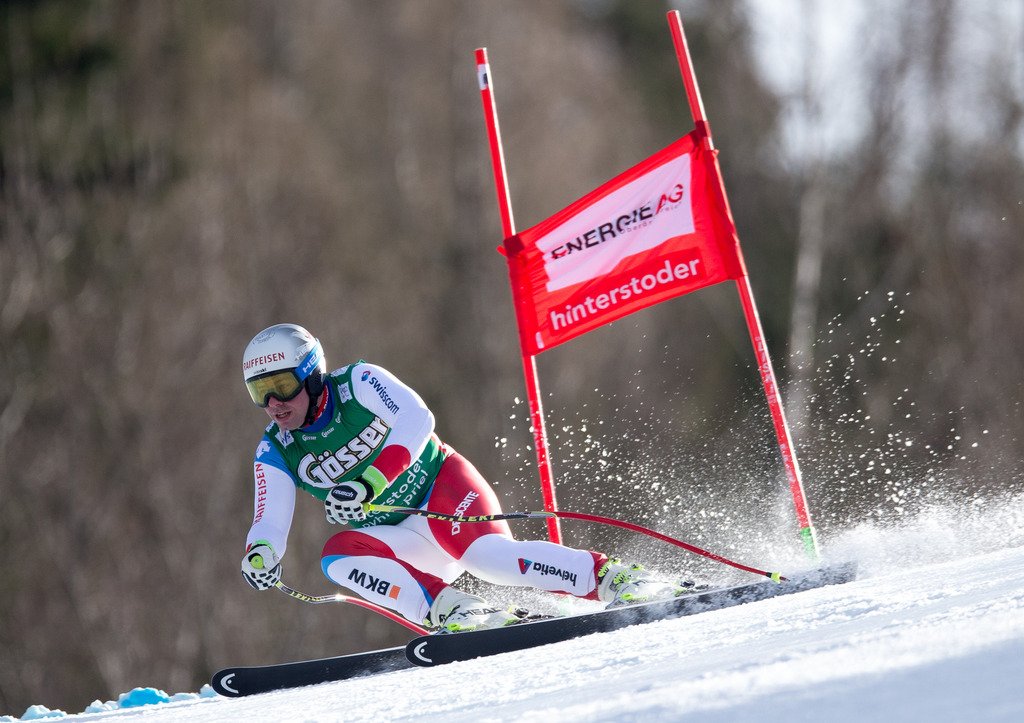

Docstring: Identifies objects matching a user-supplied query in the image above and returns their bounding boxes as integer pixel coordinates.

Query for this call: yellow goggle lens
[246,371,303,408]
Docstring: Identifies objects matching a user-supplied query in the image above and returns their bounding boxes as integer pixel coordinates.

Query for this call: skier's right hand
[241,541,282,591]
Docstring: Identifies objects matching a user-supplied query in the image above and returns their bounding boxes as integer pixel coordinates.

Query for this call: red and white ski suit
[246,361,607,624]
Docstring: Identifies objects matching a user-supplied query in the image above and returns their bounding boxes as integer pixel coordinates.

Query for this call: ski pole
[369,504,785,582]
[274,581,429,634]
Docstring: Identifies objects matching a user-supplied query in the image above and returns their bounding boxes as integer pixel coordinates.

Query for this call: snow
[7,500,1024,722]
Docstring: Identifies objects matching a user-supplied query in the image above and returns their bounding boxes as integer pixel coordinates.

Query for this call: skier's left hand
[325,480,373,523]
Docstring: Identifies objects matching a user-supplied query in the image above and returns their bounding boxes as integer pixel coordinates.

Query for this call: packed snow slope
[8,499,1024,722]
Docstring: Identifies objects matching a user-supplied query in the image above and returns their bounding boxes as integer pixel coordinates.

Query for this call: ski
[211,645,412,697]
[406,561,857,667]
[211,562,856,696]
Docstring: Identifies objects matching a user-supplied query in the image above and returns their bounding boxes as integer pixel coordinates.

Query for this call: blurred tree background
[1,0,1022,714]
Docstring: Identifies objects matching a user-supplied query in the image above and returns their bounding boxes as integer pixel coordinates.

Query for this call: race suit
[246,361,606,624]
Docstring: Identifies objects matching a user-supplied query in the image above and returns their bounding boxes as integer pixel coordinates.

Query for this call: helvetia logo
[518,558,577,586]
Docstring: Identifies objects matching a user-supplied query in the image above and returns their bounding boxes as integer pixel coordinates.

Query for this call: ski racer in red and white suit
[240,323,679,631]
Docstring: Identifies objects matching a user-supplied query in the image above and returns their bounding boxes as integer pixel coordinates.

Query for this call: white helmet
[242,323,326,409]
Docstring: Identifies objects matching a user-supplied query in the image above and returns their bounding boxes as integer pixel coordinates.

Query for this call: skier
[240,323,686,632]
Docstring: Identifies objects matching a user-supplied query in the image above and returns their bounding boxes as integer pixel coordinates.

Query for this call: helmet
[242,324,326,411]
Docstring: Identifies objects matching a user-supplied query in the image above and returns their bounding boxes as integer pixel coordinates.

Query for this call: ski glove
[325,480,374,523]
[241,541,282,591]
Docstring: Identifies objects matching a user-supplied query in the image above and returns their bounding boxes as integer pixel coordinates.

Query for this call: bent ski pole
[274,581,429,635]
[369,504,785,582]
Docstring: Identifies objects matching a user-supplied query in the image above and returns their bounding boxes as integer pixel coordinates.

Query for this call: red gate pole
[666,12,820,560]
[474,48,562,544]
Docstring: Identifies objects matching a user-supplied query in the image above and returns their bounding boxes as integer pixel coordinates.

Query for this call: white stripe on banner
[538,151,694,291]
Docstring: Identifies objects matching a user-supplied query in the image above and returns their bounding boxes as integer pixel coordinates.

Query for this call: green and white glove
[241,541,282,591]
[325,480,373,523]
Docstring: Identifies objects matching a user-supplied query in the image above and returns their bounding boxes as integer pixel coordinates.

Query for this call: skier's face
[264,387,309,430]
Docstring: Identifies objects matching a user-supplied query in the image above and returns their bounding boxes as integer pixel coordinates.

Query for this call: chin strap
[303,386,328,426]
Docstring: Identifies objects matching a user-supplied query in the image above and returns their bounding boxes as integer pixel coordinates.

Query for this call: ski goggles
[246,369,305,408]
[245,343,322,407]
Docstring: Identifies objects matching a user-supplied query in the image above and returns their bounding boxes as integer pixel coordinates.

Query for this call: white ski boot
[596,559,691,608]
[426,587,522,633]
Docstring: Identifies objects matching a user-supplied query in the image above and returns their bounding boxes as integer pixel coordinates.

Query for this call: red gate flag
[502,131,746,355]
[476,11,820,560]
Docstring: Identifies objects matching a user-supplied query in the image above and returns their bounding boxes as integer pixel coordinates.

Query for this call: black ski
[211,562,856,696]
[405,562,857,667]
[211,645,412,697]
